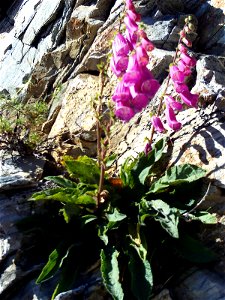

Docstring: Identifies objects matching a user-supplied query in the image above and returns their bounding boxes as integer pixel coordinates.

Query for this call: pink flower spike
[127,9,141,22]
[141,79,160,98]
[165,104,182,131]
[180,91,198,108]
[169,65,185,83]
[151,116,165,133]
[177,60,192,76]
[174,82,189,93]
[180,53,197,67]
[115,102,135,121]
[112,33,131,56]
[164,95,183,111]
[136,45,149,66]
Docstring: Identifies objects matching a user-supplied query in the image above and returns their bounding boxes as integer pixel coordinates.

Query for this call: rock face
[0,0,225,299]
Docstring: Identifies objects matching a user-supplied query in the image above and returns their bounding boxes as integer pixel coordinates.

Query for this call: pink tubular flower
[125,29,137,48]
[130,85,149,111]
[112,80,132,104]
[141,37,155,51]
[126,9,141,22]
[112,33,131,56]
[178,44,187,54]
[144,142,152,155]
[126,0,135,10]
[124,15,138,34]
[115,102,135,121]
[151,116,165,133]
[136,45,149,66]
[164,95,183,111]
[169,65,185,83]
[123,53,142,84]
[177,60,192,76]
[165,104,182,131]
[180,53,196,67]
[138,30,155,51]
[182,37,192,47]
[141,79,160,98]
[174,82,189,93]
[110,54,128,77]
[180,91,198,108]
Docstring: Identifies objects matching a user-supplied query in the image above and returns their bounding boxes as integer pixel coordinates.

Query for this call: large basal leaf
[101,247,124,300]
[36,244,72,284]
[177,234,218,263]
[45,176,77,188]
[148,164,206,194]
[63,155,100,184]
[30,186,97,208]
[127,246,153,300]
[150,200,179,238]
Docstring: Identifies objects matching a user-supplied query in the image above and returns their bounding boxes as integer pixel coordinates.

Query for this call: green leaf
[177,234,218,263]
[60,203,81,223]
[150,200,179,238]
[120,138,167,187]
[36,244,71,284]
[75,192,96,206]
[106,208,127,230]
[148,164,206,194]
[81,214,97,225]
[186,211,217,224]
[30,188,75,203]
[98,224,109,245]
[63,156,100,184]
[105,154,118,168]
[45,176,77,188]
[101,247,124,300]
[51,245,80,299]
[127,246,153,300]
[30,186,97,208]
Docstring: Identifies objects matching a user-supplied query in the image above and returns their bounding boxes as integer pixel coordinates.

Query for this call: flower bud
[188,23,196,32]
[151,116,165,133]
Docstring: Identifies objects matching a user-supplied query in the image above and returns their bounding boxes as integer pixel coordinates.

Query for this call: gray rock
[0,0,76,95]
[173,269,225,300]
[0,152,45,191]
[192,55,225,102]
[144,18,177,49]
